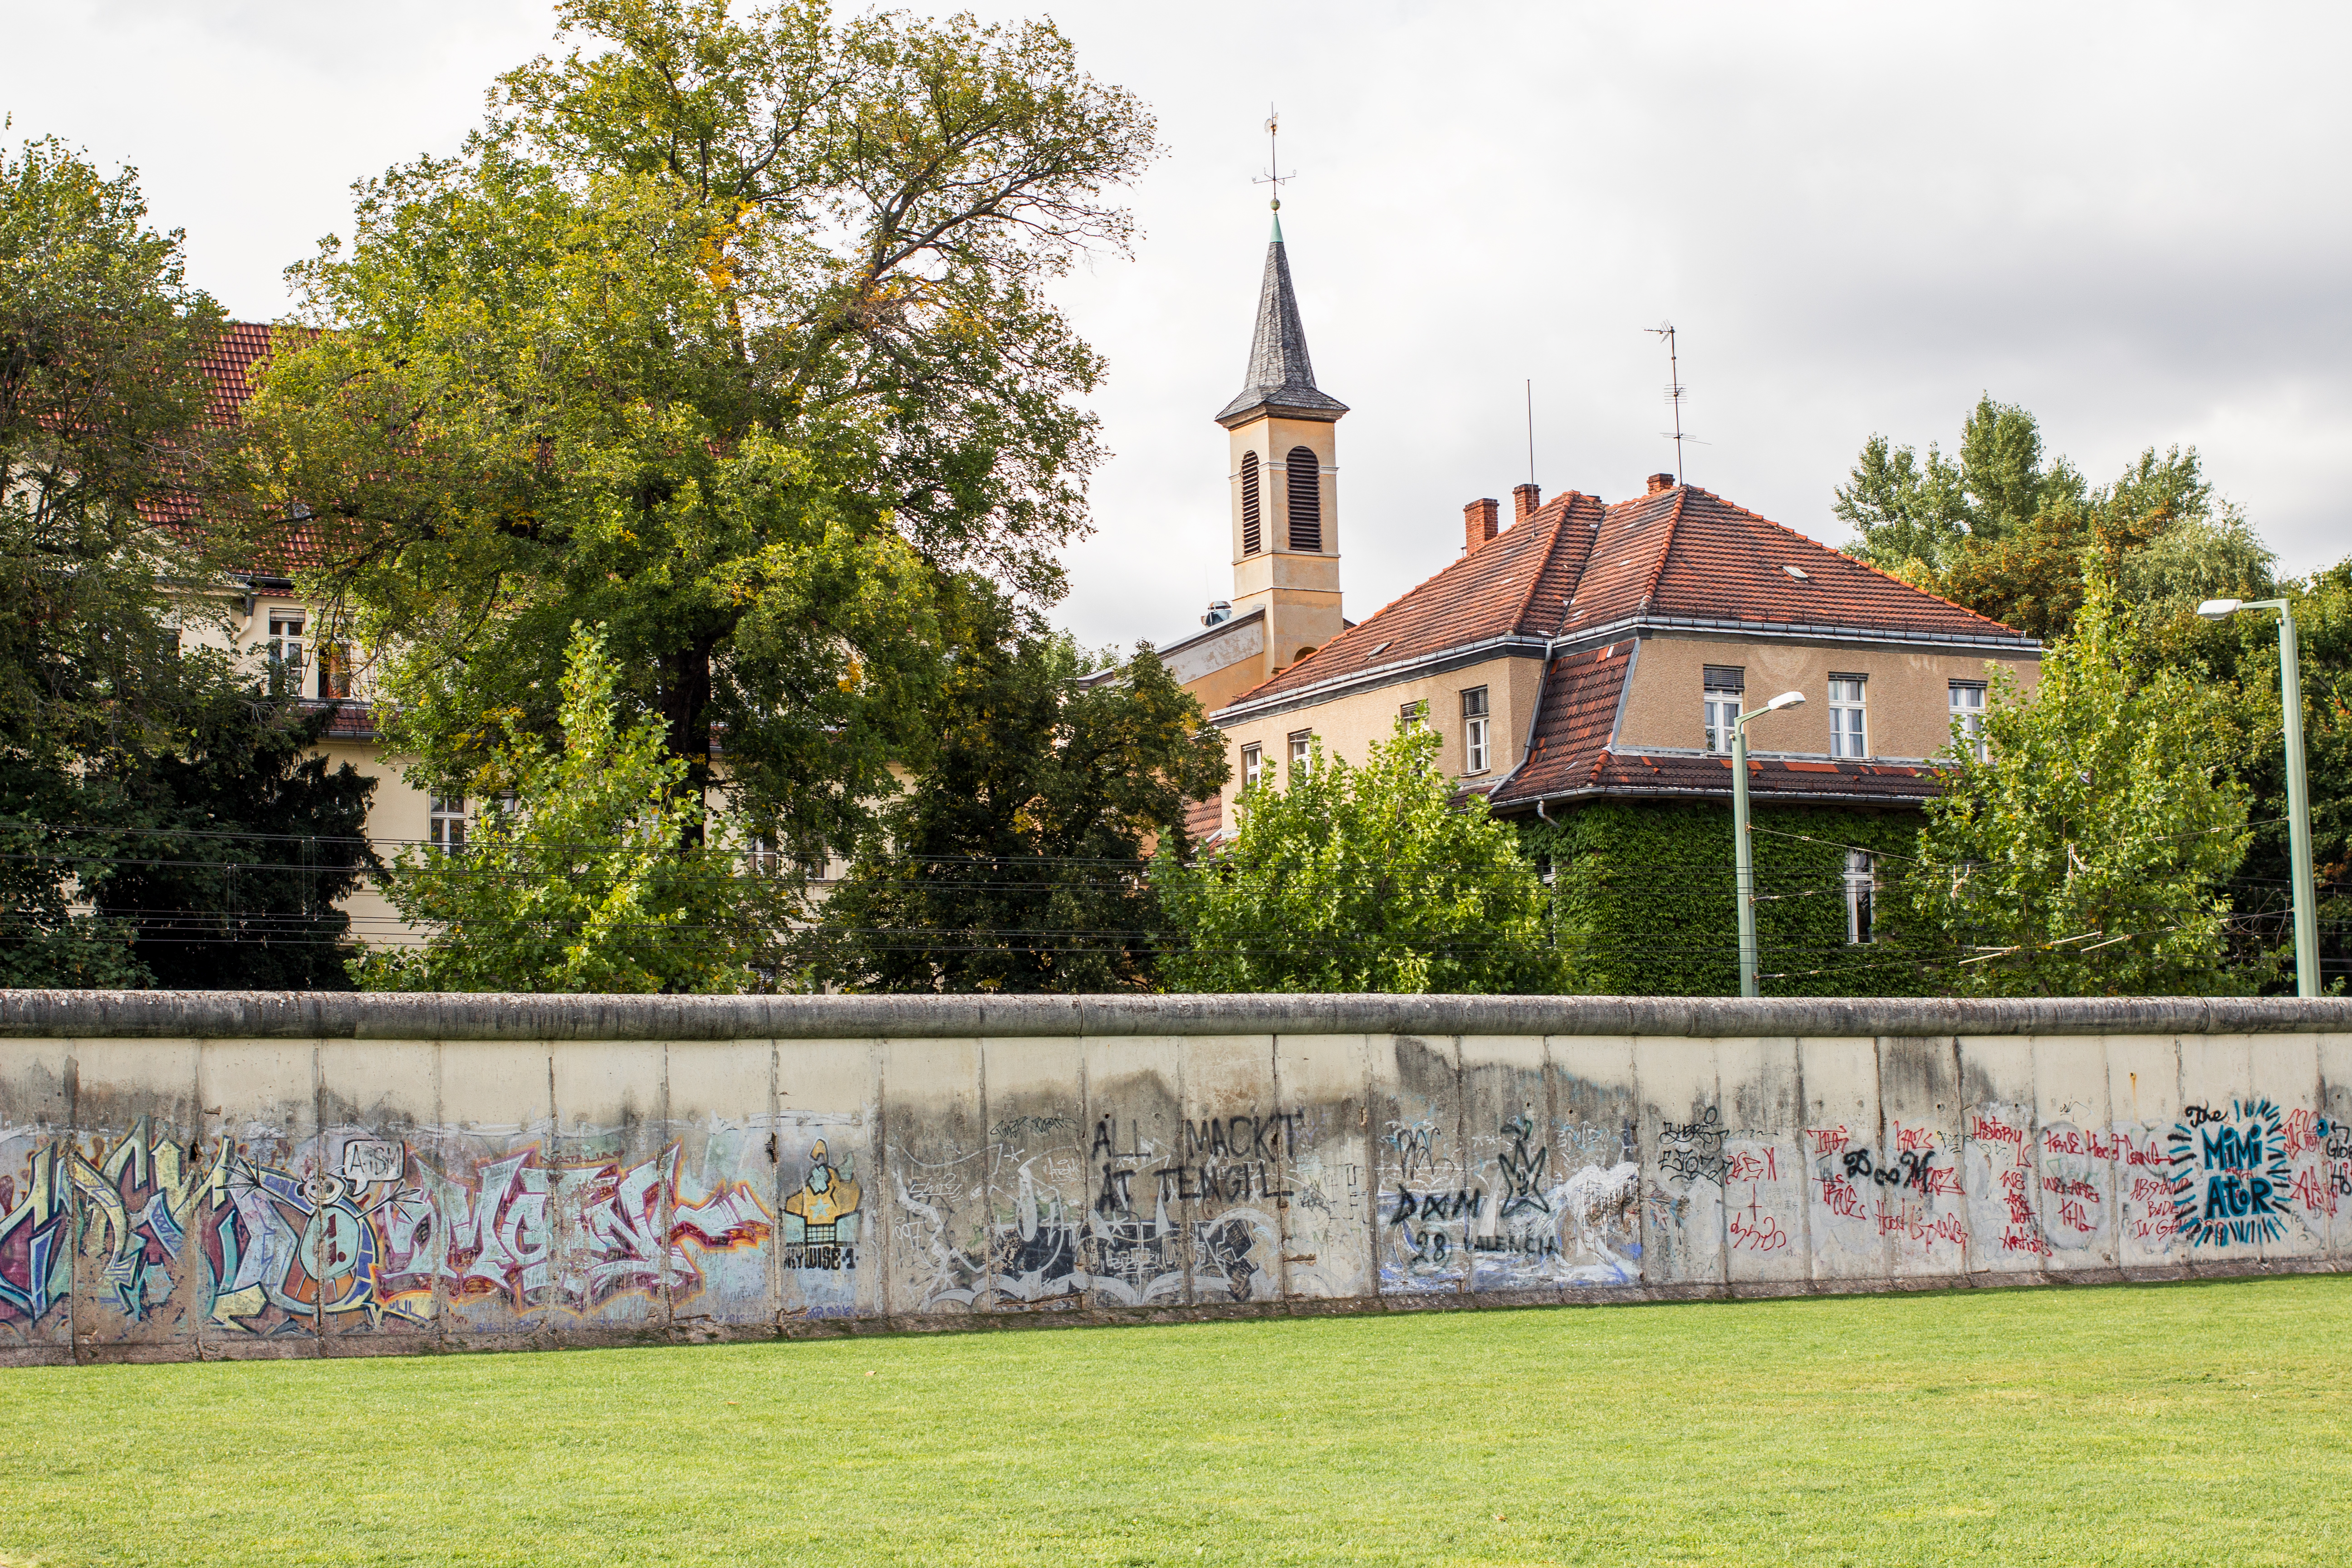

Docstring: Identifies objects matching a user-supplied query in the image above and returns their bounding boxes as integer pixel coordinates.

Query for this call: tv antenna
[1525,379,1536,488]
[1647,321,1690,483]
[1254,107,1294,211]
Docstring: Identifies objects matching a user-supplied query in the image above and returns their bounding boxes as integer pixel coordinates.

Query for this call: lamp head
[2197,598,2242,619]
[1764,690,1806,714]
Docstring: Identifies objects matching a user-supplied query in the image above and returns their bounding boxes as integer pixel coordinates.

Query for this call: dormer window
[1703,665,1743,754]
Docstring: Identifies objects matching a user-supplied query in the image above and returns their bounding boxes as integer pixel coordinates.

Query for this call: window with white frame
[1240,744,1264,792]
[1399,698,1427,731]
[1950,681,1987,761]
[1460,687,1490,773]
[1702,665,1743,754]
[266,612,305,690]
[427,794,467,851]
[1843,848,1877,944]
[1287,730,1314,779]
[1828,675,1867,759]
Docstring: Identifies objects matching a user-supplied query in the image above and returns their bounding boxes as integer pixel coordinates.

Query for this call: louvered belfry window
[1240,451,1261,555]
[1286,446,1321,552]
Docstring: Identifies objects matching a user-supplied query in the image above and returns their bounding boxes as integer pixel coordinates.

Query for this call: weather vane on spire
[1253,106,1294,211]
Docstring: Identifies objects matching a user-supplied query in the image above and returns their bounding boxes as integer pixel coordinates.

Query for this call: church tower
[1215,212,1348,677]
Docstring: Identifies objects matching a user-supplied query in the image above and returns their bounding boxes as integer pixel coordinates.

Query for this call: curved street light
[2198,597,2319,997]
[1733,690,1806,999]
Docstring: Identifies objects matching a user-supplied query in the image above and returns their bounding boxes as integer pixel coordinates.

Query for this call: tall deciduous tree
[355,624,784,993]
[808,608,1227,993]
[0,134,374,987]
[1905,577,2255,995]
[1155,726,1562,995]
[243,0,1159,868]
[1836,397,2272,639]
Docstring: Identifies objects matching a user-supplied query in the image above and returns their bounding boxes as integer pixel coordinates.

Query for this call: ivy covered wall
[1516,799,1937,997]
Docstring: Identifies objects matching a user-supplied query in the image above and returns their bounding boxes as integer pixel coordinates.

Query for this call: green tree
[354,625,783,993]
[1155,725,1560,995]
[1904,577,2254,995]
[1837,398,2269,640]
[241,0,1158,870]
[0,133,376,987]
[808,609,1227,993]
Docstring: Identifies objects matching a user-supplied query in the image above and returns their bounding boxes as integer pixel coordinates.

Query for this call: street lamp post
[1732,690,1807,999]
[2198,598,2320,998]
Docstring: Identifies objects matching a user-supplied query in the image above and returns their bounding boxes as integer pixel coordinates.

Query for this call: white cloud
[11,0,2342,650]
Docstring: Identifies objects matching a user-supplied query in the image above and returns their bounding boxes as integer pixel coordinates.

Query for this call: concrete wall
[5,993,2348,1366]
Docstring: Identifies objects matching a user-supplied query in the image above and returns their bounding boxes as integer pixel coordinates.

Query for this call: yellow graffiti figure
[782,1141,860,1245]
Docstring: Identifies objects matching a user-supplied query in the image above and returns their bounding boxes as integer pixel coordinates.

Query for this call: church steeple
[1214,219,1349,429]
[1217,199,1347,681]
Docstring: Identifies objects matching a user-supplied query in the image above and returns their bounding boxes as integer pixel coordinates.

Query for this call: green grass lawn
[5,1276,2348,1567]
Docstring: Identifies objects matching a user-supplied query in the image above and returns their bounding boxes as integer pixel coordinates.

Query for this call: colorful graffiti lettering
[2166,1100,2307,1247]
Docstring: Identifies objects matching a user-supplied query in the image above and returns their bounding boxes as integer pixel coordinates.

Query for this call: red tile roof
[1477,641,1633,801]
[1220,484,2025,716]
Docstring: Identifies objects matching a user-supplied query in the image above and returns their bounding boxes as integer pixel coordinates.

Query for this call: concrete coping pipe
[2,990,2348,1042]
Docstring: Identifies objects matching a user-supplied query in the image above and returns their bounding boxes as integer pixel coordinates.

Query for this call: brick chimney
[1512,483,1541,523]
[1463,497,1499,553]
[1646,472,1676,495]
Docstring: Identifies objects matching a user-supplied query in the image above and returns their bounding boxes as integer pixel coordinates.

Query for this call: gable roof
[1216,482,2028,719]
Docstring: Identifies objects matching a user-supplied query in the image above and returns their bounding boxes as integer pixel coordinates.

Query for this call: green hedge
[1516,800,1939,997]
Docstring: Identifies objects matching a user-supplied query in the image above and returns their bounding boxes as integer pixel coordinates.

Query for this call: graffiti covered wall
[3,995,2349,1363]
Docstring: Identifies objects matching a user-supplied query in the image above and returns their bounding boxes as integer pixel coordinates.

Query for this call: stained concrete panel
[1797,1036,1880,1285]
[1181,1035,1285,1305]
[2034,1036,2117,1270]
[1715,1037,1804,1288]
[980,1036,1090,1314]
[2174,1034,2264,1267]
[882,1037,985,1316]
[431,1041,555,1345]
[1377,1034,1465,1296]
[772,1040,877,1322]
[1458,1035,1552,1294]
[1080,1035,1186,1308]
[662,1039,780,1335]
[1958,1036,2043,1274]
[188,1038,315,1358]
[2105,1037,2185,1269]
[1545,1036,1643,1289]
[317,1038,439,1355]
[0,1040,80,1357]
[1641,1039,1726,1289]
[1879,1037,1967,1280]
[2251,1032,2328,1264]
[1272,1032,1371,1303]
[2320,1036,2352,1263]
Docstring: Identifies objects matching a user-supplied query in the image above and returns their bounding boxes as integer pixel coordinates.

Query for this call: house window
[1950,681,1987,761]
[1240,744,1264,792]
[266,612,305,690]
[1829,675,1867,759]
[1240,451,1261,556]
[1286,446,1321,552]
[1461,687,1490,774]
[1399,699,1427,730]
[1287,730,1314,779]
[1844,848,1877,944]
[320,642,355,699]
[1703,665,1744,754]
[427,794,467,851]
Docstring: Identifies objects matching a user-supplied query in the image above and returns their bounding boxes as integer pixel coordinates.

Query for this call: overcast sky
[14,1,2347,646]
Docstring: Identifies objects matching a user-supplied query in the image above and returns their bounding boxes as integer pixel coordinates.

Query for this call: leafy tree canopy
[1835,397,2273,639]
[807,601,1227,993]
[241,0,1159,870]
[0,133,375,988]
[1154,726,1561,995]
[1904,576,2256,995]
[355,624,784,993]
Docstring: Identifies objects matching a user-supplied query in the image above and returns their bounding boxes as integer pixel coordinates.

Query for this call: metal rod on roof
[1525,379,1535,489]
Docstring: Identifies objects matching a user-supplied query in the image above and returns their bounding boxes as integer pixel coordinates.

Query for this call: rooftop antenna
[1647,321,1688,483]
[1254,106,1294,218]
[1525,379,1536,488]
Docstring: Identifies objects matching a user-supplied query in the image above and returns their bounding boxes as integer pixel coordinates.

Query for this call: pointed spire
[1214,220,1348,429]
